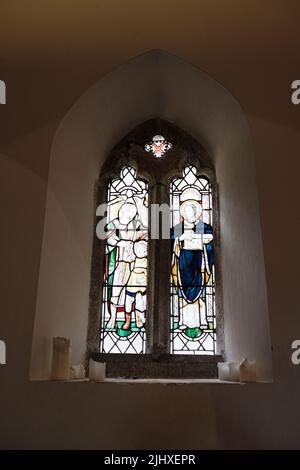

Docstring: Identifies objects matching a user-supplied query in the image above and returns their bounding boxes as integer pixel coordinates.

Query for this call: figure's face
[134,240,147,258]
[118,203,137,225]
[185,204,197,221]
[181,200,201,223]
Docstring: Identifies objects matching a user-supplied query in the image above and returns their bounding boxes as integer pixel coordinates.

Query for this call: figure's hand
[140,231,148,240]
[179,231,193,242]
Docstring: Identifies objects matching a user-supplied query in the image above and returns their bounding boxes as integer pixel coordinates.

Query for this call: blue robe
[171,221,214,302]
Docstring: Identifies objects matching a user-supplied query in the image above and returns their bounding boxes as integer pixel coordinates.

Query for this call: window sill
[31,377,272,385]
[90,352,223,380]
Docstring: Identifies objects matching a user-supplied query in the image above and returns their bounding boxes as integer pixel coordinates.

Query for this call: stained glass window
[170,165,216,355]
[100,166,148,354]
[145,134,172,158]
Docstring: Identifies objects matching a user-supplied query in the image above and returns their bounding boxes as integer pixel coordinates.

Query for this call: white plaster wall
[30,50,272,380]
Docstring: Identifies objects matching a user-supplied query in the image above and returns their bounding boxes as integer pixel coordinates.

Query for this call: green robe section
[106,246,117,304]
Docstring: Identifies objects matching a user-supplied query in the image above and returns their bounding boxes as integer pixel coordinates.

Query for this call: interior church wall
[1,6,300,446]
[0,91,297,452]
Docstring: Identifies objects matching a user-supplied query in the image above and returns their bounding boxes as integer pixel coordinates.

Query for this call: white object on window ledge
[239,358,257,382]
[51,337,71,380]
[89,359,106,382]
[70,363,85,379]
[217,362,239,381]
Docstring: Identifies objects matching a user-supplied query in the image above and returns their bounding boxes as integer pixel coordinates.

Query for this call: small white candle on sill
[218,362,239,382]
[51,337,71,380]
[239,359,257,382]
[89,359,106,382]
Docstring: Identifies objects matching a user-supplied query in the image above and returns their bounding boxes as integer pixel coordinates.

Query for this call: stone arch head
[99,117,214,182]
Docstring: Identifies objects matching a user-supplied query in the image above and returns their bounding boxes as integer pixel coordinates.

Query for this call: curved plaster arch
[30,50,272,381]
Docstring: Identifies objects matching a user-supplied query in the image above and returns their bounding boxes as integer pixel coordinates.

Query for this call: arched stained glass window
[170,165,216,355]
[88,119,222,378]
[100,166,148,354]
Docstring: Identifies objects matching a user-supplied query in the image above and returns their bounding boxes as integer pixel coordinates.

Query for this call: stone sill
[31,378,272,385]
[90,352,223,380]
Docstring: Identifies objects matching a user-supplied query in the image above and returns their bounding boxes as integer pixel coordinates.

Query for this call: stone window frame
[87,119,224,379]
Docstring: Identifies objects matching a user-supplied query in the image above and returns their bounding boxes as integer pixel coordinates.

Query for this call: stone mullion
[151,182,171,355]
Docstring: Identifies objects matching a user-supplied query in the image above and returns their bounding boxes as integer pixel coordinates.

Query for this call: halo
[180,199,202,223]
